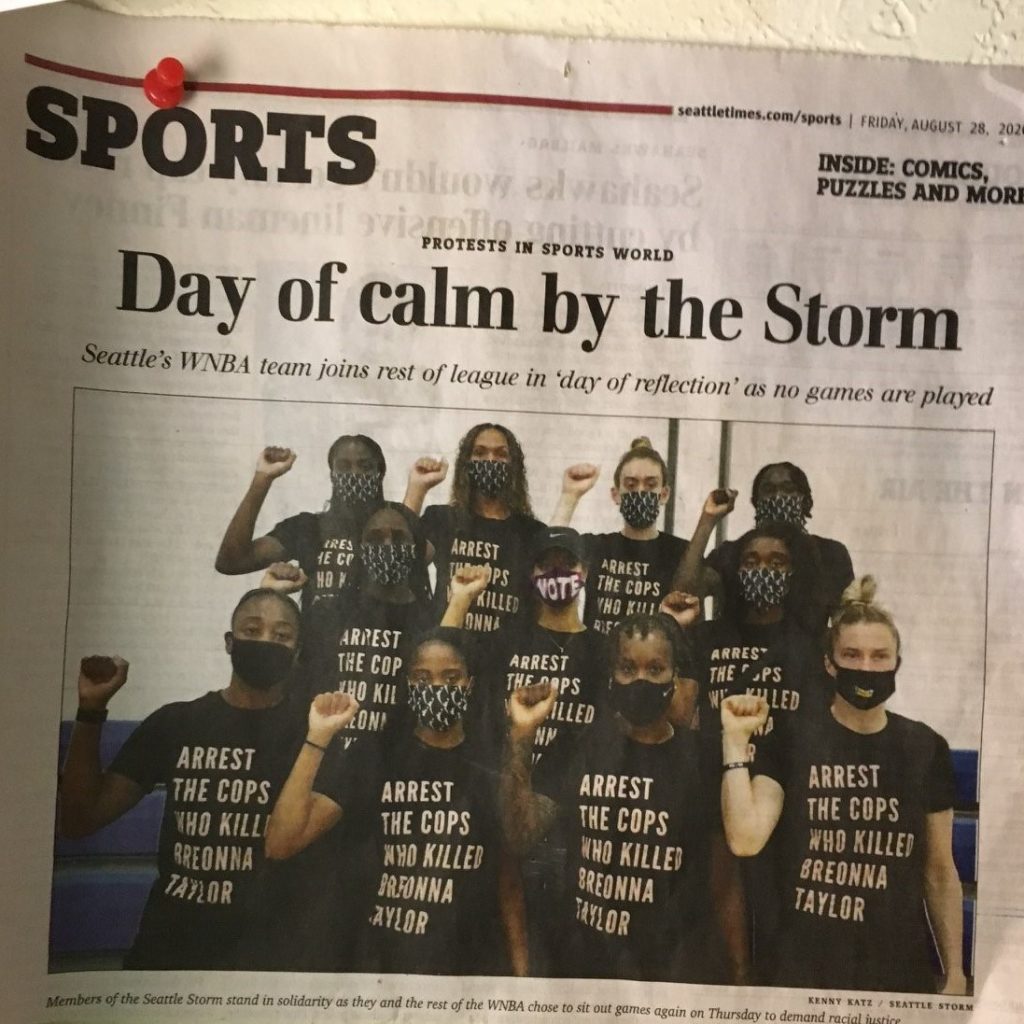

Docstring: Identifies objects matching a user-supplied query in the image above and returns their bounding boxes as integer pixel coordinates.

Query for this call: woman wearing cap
[720,576,966,994]
[404,423,545,633]
[483,525,607,976]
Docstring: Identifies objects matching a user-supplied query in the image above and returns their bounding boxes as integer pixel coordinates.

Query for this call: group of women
[58,422,967,995]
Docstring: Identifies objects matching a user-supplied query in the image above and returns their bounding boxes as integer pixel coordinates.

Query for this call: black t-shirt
[108,691,304,970]
[484,622,607,764]
[315,734,507,975]
[303,594,434,747]
[268,510,361,608]
[421,505,545,633]
[535,719,715,982]
[581,532,689,635]
[690,617,831,977]
[691,617,830,755]
[753,710,956,993]
[709,533,854,632]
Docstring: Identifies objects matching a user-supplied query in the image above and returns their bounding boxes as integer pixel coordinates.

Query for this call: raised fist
[703,488,737,521]
[450,563,491,602]
[720,694,769,740]
[260,561,308,594]
[660,591,702,629]
[256,446,297,479]
[408,456,449,490]
[78,655,129,712]
[507,681,556,738]
[562,463,600,497]
[308,691,360,746]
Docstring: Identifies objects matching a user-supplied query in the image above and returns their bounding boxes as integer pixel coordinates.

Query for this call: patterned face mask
[467,459,510,497]
[619,489,661,529]
[407,682,469,732]
[331,469,383,507]
[754,492,807,529]
[360,542,416,586]
[738,566,792,610]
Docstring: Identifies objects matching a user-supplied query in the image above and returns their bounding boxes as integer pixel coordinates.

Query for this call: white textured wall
[84,0,1024,64]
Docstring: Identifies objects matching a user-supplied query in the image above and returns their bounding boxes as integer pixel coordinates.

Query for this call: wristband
[76,707,108,724]
[722,760,750,772]
[304,738,329,753]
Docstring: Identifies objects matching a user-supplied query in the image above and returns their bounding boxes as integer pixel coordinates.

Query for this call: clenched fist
[561,463,599,497]
[256,446,297,479]
[78,655,129,712]
[507,681,556,739]
[660,591,701,629]
[261,561,308,594]
[720,694,769,740]
[408,456,448,490]
[307,691,360,747]
[702,488,737,521]
[450,563,491,602]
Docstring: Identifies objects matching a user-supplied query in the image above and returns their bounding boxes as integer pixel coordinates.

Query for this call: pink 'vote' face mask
[532,569,584,607]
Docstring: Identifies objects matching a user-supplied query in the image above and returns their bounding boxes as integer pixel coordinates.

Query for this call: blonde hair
[613,436,669,488]
[826,575,901,655]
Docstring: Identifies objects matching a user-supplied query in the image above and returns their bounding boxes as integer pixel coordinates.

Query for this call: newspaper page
[0,3,1020,1023]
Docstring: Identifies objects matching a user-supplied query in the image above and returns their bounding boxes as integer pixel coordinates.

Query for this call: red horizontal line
[24,53,672,116]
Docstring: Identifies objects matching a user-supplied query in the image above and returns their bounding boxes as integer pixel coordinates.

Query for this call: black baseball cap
[529,526,585,565]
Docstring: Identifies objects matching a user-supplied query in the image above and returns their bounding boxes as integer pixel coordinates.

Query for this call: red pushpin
[144,57,185,109]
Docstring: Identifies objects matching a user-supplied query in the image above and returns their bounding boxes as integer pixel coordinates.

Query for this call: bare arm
[440,565,490,627]
[215,447,295,574]
[497,848,529,977]
[668,677,699,730]
[672,489,736,594]
[719,695,784,856]
[264,693,356,859]
[923,808,967,995]
[59,657,145,838]
[710,829,752,984]
[499,685,559,856]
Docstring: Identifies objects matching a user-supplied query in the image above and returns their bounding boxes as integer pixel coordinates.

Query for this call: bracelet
[76,707,108,724]
[722,760,750,772]
[304,738,329,753]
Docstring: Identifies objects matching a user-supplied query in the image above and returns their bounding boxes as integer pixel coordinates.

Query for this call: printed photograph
[51,389,987,996]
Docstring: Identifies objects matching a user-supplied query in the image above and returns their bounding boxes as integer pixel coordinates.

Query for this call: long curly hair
[448,422,533,517]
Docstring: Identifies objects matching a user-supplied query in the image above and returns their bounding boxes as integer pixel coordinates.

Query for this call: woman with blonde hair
[720,576,967,994]
[551,436,704,637]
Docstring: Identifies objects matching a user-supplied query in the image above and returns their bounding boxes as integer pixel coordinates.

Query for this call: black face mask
[830,661,898,711]
[610,679,674,726]
[229,638,295,690]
